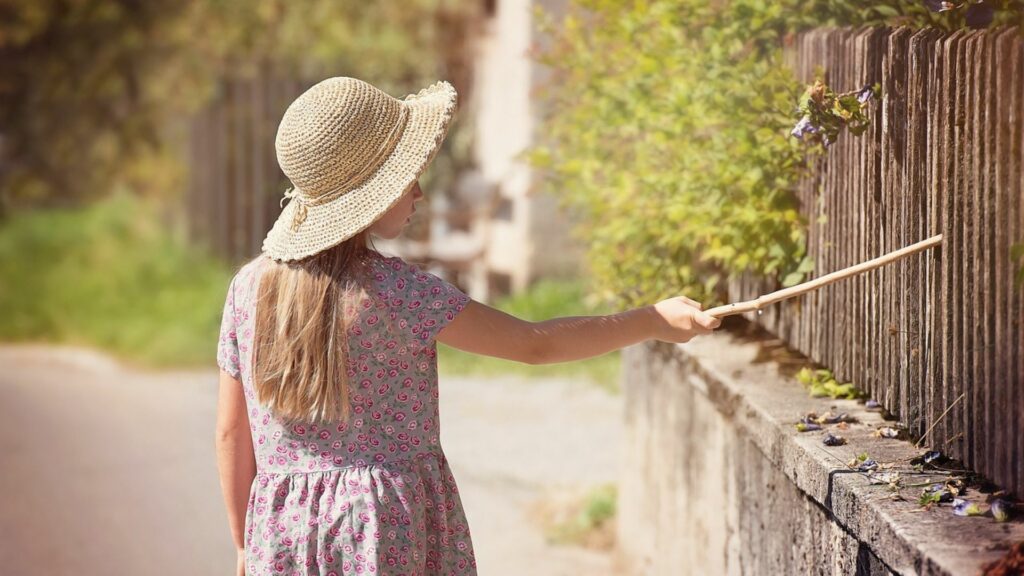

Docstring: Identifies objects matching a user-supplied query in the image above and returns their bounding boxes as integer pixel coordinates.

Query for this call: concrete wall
[617,333,1024,576]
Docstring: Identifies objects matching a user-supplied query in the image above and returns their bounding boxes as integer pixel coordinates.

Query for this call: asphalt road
[0,346,620,575]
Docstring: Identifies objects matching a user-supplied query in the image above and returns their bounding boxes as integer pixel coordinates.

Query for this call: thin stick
[706,234,943,318]
[915,391,966,449]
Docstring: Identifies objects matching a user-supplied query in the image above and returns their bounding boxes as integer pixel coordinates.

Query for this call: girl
[215,77,721,576]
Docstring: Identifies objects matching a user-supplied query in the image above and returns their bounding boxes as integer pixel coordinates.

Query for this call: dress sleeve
[393,260,471,347]
[217,276,241,378]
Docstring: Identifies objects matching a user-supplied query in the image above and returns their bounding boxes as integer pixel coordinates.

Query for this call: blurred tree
[0,0,481,216]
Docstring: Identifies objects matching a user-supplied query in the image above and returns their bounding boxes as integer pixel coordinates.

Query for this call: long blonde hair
[251,232,372,424]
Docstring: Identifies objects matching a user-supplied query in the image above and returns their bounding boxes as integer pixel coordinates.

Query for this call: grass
[438,280,623,391]
[534,484,618,550]
[0,195,622,385]
[0,194,232,367]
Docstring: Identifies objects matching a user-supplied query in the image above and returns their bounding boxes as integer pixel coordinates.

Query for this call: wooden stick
[705,234,943,318]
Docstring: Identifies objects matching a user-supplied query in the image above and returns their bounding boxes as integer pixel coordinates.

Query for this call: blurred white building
[453,0,580,301]
[378,0,581,302]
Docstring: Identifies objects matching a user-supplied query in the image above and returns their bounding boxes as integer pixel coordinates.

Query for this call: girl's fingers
[695,311,721,330]
[679,296,702,310]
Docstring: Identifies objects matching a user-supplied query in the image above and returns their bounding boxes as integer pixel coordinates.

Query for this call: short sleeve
[391,260,471,346]
[217,276,241,378]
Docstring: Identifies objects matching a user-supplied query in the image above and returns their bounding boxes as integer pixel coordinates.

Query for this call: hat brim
[262,81,458,262]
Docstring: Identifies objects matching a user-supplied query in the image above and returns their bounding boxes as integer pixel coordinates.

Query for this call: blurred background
[3,0,1021,574]
[0,1,620,574]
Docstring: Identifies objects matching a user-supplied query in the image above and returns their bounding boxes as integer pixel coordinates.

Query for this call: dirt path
[0,345,621,575]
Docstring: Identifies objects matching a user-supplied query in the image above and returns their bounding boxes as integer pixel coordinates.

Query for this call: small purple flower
[865,399,882,410]
[858,459,879,472]
[991,499,1012,522]
[952,498,983,516]
[856,85,874,104]
[823,432,847,446]
[790,115,819,139]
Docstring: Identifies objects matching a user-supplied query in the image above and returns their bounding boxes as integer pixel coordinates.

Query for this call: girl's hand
[236,549,246,576]
[650,296,721,343]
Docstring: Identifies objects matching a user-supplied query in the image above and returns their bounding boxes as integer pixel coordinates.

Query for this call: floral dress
[217,253,477,575]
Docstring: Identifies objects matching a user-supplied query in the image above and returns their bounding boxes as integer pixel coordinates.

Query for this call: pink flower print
[371,411,382,421]
[376,382,390,395]
[396,432,409,442]
[318,430,330,440]
[258,434,266,445]
[353,418,364,429]
[353,405,365,414]
[292,424,306,435]
[406,420,418,430]
[384,425,395,434]
[398,443,410,453]
[394,412,407,422]
[360,339,373,350]
[396,391,409,402]
[374,453,386,463]
[411,400,423,413]
[332,440,342,449]
[407,301,422,311]
[367,313,379,326]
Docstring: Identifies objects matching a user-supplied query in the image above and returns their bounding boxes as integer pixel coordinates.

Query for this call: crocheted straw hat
[262,77,457,261]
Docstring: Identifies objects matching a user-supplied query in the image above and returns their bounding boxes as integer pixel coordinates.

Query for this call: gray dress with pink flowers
[217,253,476,575]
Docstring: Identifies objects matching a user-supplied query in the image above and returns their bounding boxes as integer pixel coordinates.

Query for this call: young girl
[215,77,721,576]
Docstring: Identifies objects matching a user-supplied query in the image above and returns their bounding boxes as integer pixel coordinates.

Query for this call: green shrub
[0,195,231,366]
[533,0,1023,308]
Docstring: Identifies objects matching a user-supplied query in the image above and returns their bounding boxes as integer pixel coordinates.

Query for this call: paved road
[0,346,620,575]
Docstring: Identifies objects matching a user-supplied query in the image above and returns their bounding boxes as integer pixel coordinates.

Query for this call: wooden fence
[185,71,309,263]
[730,27,1024,497]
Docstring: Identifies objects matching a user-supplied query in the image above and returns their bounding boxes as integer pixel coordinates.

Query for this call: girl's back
[219,252,474,574]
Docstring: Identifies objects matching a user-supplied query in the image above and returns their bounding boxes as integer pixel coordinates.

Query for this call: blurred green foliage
[532,0,1023,307]
[0,194,231,366]
[0,0,481,214]
[543,483,617,548]
[439,280,622,390]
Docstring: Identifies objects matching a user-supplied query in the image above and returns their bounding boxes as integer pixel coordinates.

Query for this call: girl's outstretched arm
[215,369,255,563]
[436,296,721,365]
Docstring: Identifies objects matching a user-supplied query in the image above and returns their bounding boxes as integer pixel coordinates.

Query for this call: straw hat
[262,77,458,261]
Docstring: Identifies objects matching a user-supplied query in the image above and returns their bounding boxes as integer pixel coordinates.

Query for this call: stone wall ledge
[666,328,1023,575]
